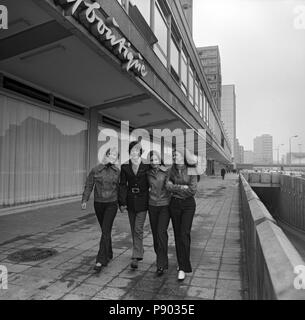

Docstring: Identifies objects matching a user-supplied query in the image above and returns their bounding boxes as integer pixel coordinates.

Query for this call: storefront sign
[55,0,148,77]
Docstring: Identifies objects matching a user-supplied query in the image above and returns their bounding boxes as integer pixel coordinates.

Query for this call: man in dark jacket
[221,168,226,180]
[119,141,150,269]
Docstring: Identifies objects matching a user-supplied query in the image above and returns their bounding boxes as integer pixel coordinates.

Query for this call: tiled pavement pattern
[0,174,248,300]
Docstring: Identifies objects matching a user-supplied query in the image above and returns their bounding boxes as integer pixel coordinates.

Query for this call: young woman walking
[81,147,120,273]
[147,151,171,276]
[166,149,198,281]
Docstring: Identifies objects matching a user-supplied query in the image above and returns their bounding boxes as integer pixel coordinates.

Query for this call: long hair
[148,150,164,167]
[172,148,201,182]
[172,148,197,168]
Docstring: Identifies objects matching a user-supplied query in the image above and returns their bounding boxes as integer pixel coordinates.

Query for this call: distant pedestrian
[166,149,198,281]
[119,141,150,269]
[221,168,226,180]
[81,147,120,273]
[147,151,171,276]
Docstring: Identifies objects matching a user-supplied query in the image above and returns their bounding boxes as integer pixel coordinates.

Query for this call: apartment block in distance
[253,134,273,164]
[197,46,222,114]
[221,84,236,162]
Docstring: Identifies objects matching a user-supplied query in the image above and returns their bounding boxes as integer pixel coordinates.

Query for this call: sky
[193,0,305,160]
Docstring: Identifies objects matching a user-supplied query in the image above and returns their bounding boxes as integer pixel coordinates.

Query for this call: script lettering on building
[54,0,148,77]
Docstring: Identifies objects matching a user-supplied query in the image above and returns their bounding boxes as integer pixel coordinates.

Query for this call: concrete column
[89,108,99,170]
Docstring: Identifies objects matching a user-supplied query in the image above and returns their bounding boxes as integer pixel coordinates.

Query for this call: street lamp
[289,135,298,165]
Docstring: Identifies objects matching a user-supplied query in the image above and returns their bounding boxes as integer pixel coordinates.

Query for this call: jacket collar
[128,159,145,175]
[171,164,187,175]
[97,163,119,172]
[129,159,145,168]
[148,165,168,175]
[160,165,169,172]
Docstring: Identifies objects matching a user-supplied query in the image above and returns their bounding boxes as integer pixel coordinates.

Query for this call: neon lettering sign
[55,0,148,77]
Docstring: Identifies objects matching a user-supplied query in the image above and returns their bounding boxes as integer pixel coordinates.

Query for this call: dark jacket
[221,168,226,176]
[166,165,198,199]
[119,160,150,213]
[147,166,171,207]
[82,163,120,203]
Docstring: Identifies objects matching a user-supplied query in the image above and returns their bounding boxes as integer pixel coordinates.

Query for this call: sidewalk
[0,174,248,300]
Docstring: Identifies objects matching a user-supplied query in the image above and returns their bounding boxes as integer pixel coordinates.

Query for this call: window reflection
[0,94,88,207]
[154,1,168,67]
[195,80,199,111]
[130,0,151,24]
[189,67,194,105]
[181,49,188,94]
[171,37,179,80]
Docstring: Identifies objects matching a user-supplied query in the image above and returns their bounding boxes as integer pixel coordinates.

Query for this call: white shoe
[178,270,185,281]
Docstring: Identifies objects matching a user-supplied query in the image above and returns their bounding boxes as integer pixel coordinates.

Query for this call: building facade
[253,134,273,164]
[0,0,232,210]
[196,45,222,114]
[234,138,245,164]
[235,138,240,163]
[239,145,244,164]
[244,150,254,164]
[221,84,236,163]
[180,0,193,34]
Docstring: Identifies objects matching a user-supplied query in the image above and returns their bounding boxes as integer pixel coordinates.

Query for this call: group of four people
[81,141,199,281]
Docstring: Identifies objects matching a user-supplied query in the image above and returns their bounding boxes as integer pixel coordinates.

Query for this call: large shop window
[181,49,188,95]
[0,95,88,207]
[203,95,206,120]
[194,80,199,112]
[154,1,168,67]
[188,67,194,105]
[199,89,203,118]
[170,36,180,81]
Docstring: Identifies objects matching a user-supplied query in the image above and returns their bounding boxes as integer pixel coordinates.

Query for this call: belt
[172,196,193,200]
[131,187,140,194]
[172,196,183,200]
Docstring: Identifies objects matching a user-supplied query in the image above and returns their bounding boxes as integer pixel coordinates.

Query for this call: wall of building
[179,0,193,34]
[254,134,273,164]
[197,46,222,114]
[221,85,236,160]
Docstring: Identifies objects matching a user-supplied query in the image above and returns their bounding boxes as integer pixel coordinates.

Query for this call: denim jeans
[94,201,118,265]
[169,197,196,273]
[148,205,170,269]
